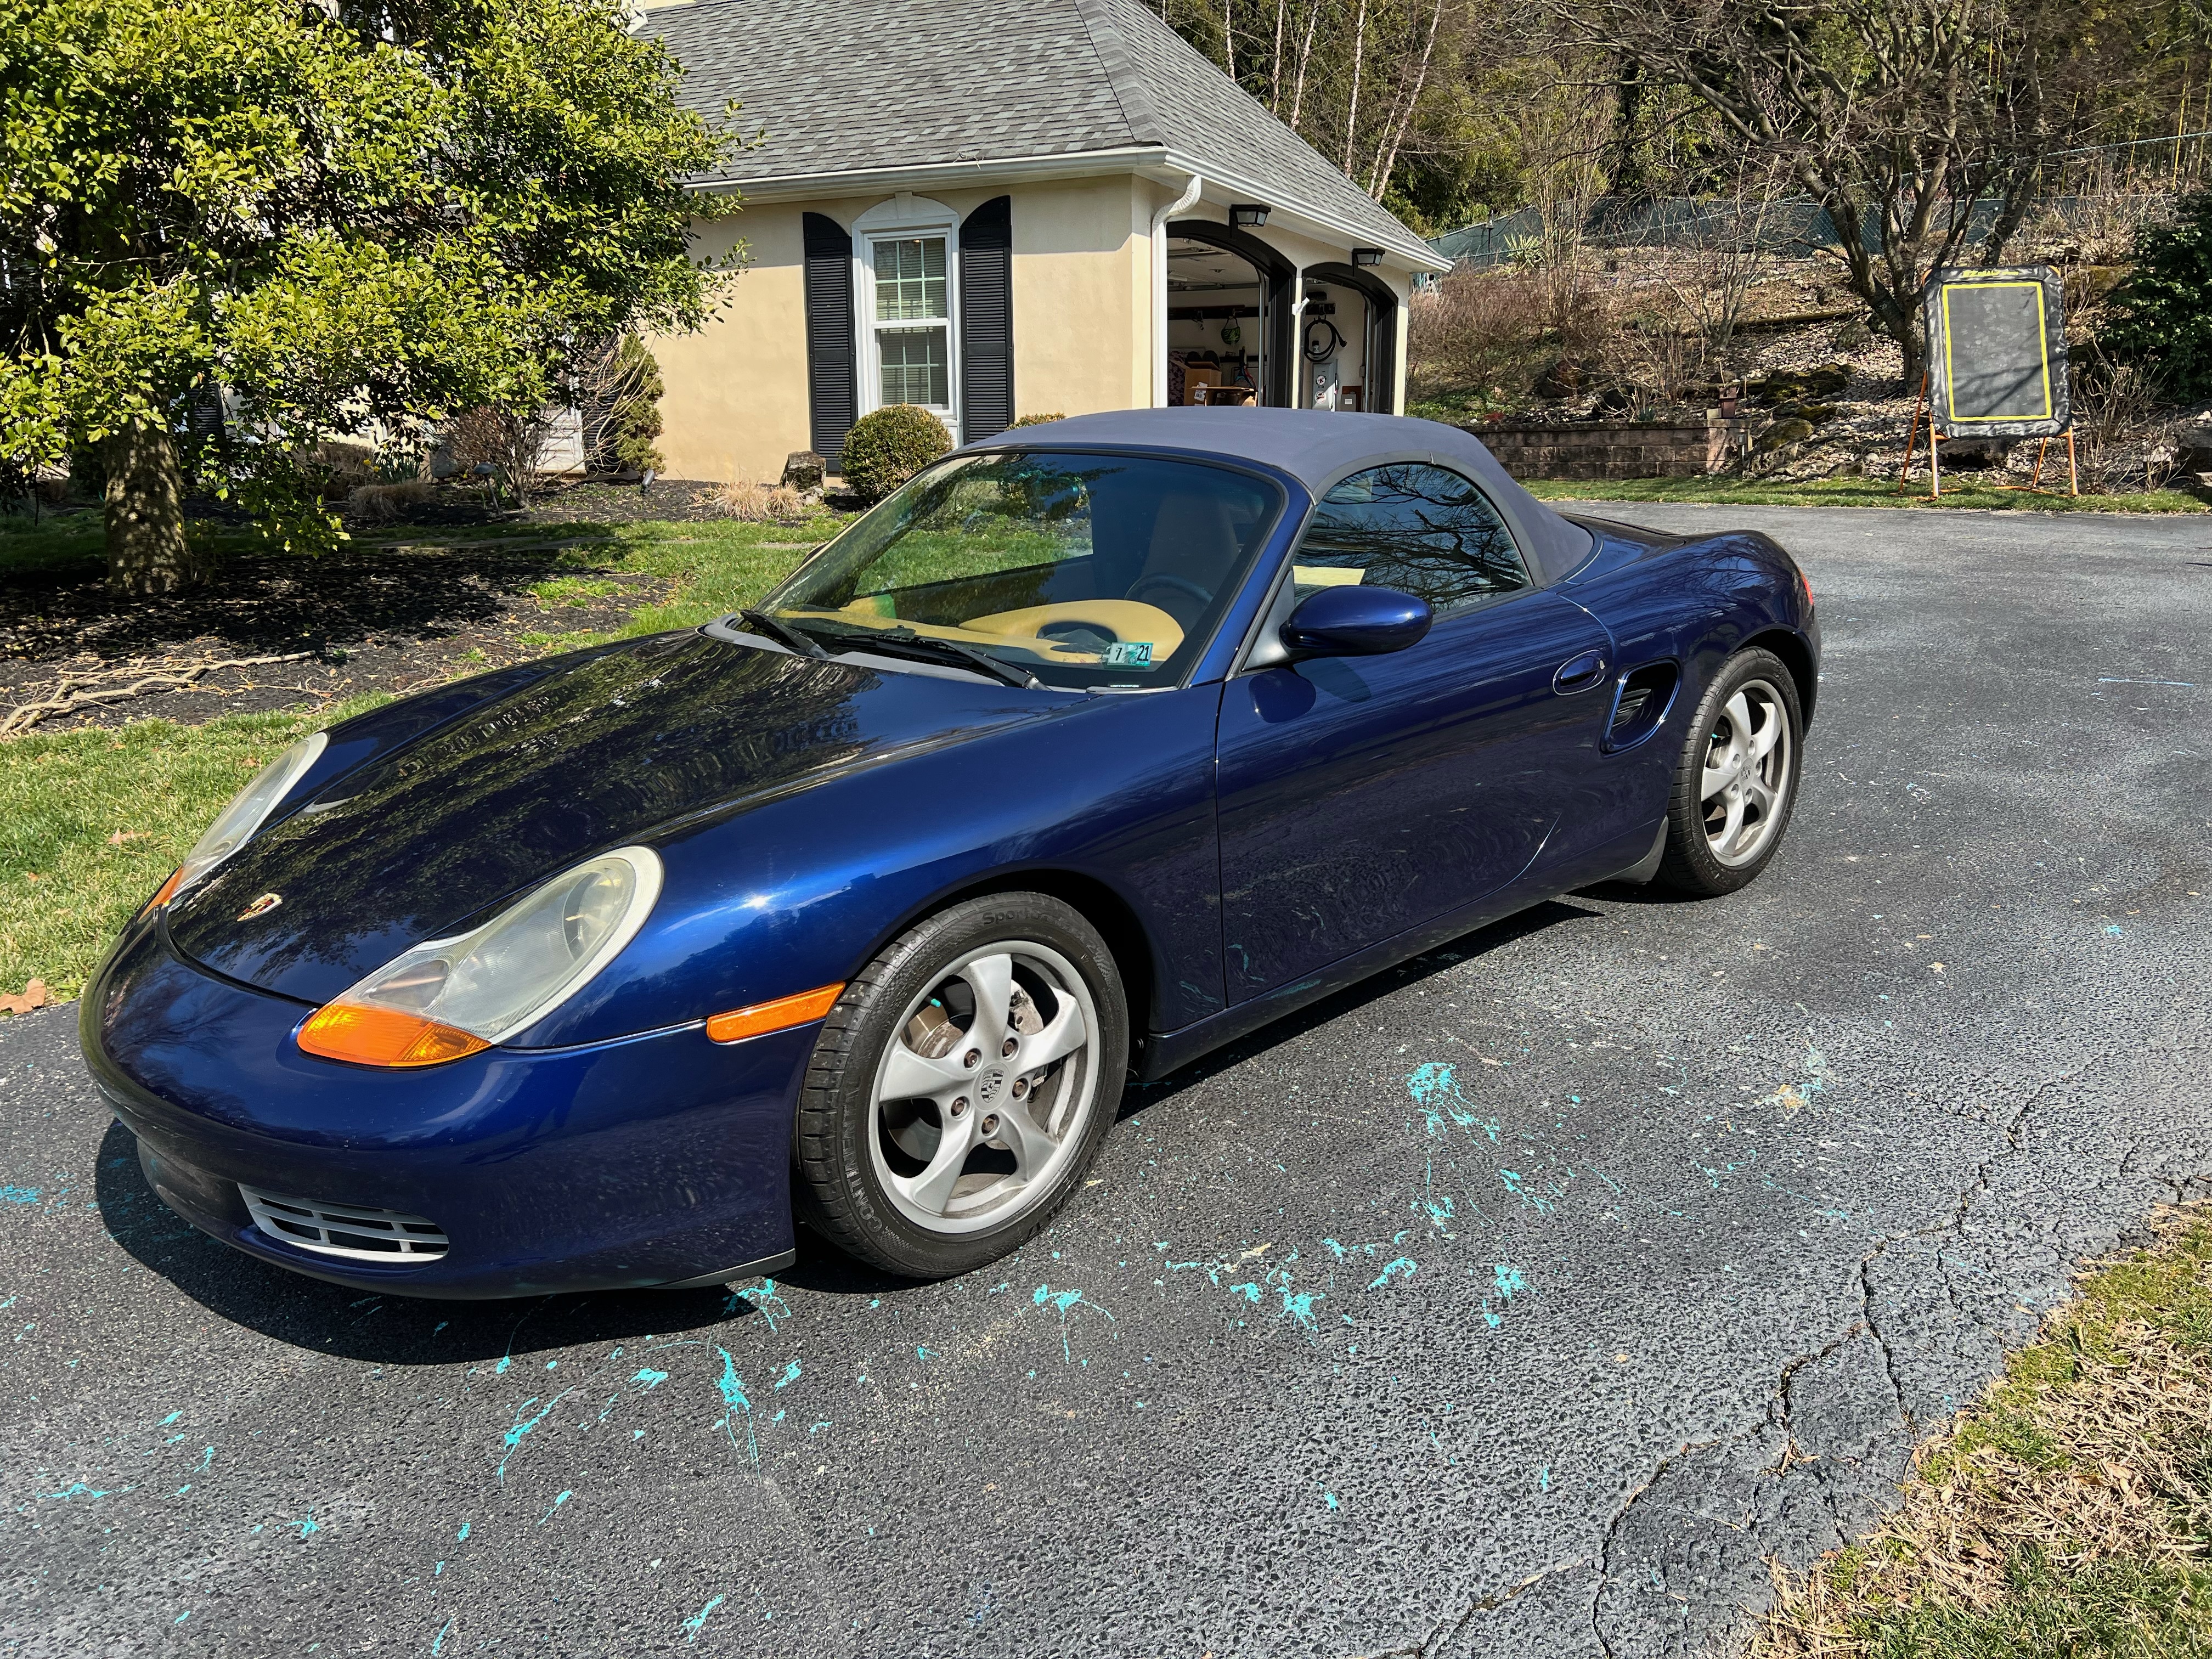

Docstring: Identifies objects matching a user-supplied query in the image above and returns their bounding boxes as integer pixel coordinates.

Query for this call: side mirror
[1280,585,1432,660]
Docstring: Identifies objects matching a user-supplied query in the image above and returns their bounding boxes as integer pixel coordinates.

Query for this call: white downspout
[1150,173,1203,408]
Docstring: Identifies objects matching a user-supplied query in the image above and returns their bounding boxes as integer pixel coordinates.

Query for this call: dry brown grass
[1750,1205,2212,1657]
[697,479,810,523]
[345,479,437,522]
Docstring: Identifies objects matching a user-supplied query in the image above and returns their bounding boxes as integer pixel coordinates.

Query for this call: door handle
[1553,650,1608,695]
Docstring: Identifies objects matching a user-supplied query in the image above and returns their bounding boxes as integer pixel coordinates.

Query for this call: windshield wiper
[821,624,1043,690]
[734,608,828,659]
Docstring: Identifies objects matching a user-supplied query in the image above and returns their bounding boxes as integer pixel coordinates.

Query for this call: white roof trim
[691,146,1170,202]
[1152,151,1446,272]
[689,148,1447,275]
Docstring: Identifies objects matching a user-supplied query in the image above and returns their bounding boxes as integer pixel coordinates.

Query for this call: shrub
[1007,413,1067,427]
[2106,193,2212,401]
[602,335,665,476]
[1407,263,1616,414]
[840,405,949,502]
[701,480,809,522]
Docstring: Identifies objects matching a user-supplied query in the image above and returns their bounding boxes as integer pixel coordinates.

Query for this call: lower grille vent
[239,1185,449,1262]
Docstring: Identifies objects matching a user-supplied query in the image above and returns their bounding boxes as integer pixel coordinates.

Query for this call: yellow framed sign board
[1921,266,2070,438]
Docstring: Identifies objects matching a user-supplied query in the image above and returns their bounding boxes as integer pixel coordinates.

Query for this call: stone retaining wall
[1470,418,1753,480]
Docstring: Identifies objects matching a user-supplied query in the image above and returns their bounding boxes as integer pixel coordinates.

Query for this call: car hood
[166,631,1059,1005]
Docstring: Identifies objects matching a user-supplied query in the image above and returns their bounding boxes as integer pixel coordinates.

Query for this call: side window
[1293,463,1530,617]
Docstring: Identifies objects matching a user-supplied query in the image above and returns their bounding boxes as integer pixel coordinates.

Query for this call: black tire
[1654,646,1805,896]
[793,892,1129,1278]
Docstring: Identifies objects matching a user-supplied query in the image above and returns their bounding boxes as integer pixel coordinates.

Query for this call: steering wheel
[1126,573,1211,610]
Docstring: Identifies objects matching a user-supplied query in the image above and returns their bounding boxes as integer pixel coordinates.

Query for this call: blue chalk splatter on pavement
[713,1348,757,1465]
[683,1595,725,1644]
[495,1390,574,1482]
[1367,1257,1416,1290]
[725,1279,793,1330]
[1033,1284,1115,1363]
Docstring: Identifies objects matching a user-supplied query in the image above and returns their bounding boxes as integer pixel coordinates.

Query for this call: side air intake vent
[1606,662,1680,752]
[240,1186,449,1262]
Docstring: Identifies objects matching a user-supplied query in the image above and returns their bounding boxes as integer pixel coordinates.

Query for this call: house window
[870,234,952,411]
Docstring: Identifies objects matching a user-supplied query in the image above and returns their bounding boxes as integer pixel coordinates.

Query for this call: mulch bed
[360,477,733,530]
[0,528,700,743]
[0,476,815,737]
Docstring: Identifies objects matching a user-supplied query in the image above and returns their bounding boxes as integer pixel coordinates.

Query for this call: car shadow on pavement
[93,1118,770,1363]
[1121,895,1610,1118]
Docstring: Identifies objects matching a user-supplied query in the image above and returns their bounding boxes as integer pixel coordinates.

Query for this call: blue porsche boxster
[82,409,1817,1295]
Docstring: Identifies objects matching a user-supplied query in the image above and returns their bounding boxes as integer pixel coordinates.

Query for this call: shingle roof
[649,0,1435,264]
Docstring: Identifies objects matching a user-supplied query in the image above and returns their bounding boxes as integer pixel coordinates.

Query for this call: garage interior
[1165,237,1276,407]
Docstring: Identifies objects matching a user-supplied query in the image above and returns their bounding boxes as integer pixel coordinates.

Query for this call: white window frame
[851,195,961,433]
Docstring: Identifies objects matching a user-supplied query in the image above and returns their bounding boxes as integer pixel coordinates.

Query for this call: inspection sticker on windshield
[1103,641,1154,668]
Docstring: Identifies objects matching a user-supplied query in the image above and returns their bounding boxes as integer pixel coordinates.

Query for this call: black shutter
[960,196,1014,441]
[803,212,857,467]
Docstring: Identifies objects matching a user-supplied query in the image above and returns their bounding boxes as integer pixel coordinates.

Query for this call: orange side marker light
[139,866,188,917]
[706,983,845,1044]
[298,1002,490,1068]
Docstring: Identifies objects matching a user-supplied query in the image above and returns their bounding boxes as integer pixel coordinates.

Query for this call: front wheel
[1655,647,1804,895]
[793,893,1128,1278]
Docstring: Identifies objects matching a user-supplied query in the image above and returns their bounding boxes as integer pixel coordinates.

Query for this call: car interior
[777,454,1284,676]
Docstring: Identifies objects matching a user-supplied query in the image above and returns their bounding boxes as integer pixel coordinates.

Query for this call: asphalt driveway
[4,503,2209,1657]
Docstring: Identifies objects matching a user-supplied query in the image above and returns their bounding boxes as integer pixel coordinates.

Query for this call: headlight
[296,847,662,1068]
[144,731,329,911]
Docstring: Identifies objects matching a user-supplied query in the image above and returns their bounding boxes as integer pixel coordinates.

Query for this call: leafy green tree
[0,0,740,592]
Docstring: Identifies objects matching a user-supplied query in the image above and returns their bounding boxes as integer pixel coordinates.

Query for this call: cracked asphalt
[5,503,2210,1657]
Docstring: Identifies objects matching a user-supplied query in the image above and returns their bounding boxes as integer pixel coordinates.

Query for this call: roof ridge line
[1070,0,1165,150]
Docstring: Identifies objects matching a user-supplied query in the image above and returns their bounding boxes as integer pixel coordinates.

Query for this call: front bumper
[80,912,807,1297]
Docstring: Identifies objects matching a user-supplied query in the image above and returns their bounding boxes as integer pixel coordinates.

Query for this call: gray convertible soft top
[964,408,1595,588]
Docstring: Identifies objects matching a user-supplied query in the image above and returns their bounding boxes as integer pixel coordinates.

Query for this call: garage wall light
[1229,204,1271,228]
[1351,247,1384,267]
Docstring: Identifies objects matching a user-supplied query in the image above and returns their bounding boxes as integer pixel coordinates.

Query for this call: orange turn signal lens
[297,1002,491,1068]
[139,866,188,917]
[706,983,844,1045]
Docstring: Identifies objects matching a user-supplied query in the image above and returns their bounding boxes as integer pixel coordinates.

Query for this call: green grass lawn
[1752,1206,2212,1656]
[0,700,390,1003]
[1524,474,2209,514]
[0,511,841,1004]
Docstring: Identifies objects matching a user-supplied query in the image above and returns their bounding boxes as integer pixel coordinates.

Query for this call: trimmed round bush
[840,405,950,502]
[1007,413,1067,427]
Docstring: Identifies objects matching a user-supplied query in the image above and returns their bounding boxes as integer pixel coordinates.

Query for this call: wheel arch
[1743,627,1817,728]
[865,868,1162,1056]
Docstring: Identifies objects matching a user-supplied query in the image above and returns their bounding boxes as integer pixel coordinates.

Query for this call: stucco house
[641,0,1448,483]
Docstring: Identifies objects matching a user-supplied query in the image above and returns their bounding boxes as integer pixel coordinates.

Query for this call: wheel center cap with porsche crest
[977,1066,1007,1104]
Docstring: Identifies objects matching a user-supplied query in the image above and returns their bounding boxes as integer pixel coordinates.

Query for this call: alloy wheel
[1700,678,1792,867]
[866,941,1101,1235]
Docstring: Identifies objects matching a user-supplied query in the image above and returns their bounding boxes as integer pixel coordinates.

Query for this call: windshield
[754,450,1285,690]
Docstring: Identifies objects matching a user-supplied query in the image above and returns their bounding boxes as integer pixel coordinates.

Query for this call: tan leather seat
[1132,491,1252,626]
[961,600,1184,658]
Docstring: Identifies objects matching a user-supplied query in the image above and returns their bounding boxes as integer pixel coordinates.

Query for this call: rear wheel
[1655,647,1803,895]
[793,893,1128,1278]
